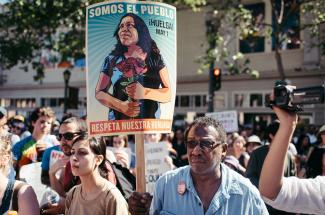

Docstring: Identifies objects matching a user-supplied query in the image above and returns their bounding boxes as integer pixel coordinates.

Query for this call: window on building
[50,98,57,107]
[175,94,208,109]
[214,93,227,109]
[250,94,263,107]
[180,95,190,107]
[194,95,201,107]
[175,96,179,107]
[240,3,265,53]
[41,98,64,108]
[234,91,271,108]
[234,93,249,107]
[5,98,36,108]
[0,99,10,107]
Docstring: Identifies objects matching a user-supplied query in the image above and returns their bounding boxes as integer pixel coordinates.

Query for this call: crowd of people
[0,99,324,214]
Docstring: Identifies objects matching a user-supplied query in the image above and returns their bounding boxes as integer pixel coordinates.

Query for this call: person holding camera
[259,99,325,214]
[245,119,296,215]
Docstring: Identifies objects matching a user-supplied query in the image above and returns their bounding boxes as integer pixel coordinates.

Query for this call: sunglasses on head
[57,132,83,141]
[186,139,222,151]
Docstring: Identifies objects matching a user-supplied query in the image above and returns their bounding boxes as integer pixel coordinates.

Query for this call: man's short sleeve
[262,176,325,214]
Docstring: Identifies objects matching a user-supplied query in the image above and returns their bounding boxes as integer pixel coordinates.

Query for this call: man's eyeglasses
[186,139,222,151]
[57,132,84,141]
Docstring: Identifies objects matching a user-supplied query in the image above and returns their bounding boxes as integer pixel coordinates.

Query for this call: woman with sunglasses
[65,136,129,215]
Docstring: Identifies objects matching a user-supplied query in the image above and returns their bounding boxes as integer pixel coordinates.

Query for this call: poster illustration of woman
[95,13,171,120]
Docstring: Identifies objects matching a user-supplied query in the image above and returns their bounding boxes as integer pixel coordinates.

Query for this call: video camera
[266,81,325,112]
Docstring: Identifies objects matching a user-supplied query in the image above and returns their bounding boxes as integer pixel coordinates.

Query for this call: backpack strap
[0,180,15,214]
[12,181,25,212]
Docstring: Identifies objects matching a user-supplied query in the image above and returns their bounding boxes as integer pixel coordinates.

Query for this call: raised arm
[259,106,298,199]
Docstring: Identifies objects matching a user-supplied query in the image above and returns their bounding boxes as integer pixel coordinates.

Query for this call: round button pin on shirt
[177,181,186,195]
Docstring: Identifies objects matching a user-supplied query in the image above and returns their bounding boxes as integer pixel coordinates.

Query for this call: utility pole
[63,69,71,114]
[206,12,216,113]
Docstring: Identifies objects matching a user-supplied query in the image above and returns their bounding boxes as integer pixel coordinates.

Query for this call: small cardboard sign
[144,141,171,194]
[206,110,239,133]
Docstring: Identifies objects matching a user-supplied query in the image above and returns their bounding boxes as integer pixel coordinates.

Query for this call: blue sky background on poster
[86,1,176,122]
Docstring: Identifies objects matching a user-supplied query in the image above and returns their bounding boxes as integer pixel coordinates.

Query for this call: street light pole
[63,69,71,114]
[206,11,216,113]
[208,59,215,113]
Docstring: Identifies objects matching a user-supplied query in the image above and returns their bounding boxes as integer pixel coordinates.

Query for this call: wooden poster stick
[135,133,146,192]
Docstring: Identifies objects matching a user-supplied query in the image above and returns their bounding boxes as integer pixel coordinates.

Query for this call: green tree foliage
[186,0,325,80]
[0,0,324,81]
[0,0,102,81]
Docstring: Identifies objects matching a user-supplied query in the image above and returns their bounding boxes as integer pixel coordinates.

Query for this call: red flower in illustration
[116,57,147,78]
[116,57,148,103]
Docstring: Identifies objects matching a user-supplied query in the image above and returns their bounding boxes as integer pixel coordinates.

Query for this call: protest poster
[206,110,239,133]
[106,146,133,168]
[86,1,177,136]
[144,141,171,194]
[49,150,65,168]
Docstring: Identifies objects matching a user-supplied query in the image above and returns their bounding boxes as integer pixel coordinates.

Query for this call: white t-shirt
[263,176,325,215]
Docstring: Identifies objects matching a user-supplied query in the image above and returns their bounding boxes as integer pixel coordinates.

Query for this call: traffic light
[212,68,222,91]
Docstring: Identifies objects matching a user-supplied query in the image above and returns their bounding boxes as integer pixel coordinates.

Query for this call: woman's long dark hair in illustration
[72,135,108,179]
[112,13,160,57]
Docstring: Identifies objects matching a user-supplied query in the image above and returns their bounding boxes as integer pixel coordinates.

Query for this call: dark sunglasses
[57,132,84,141]
[186,139,222,151]
[12,125,22,130]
